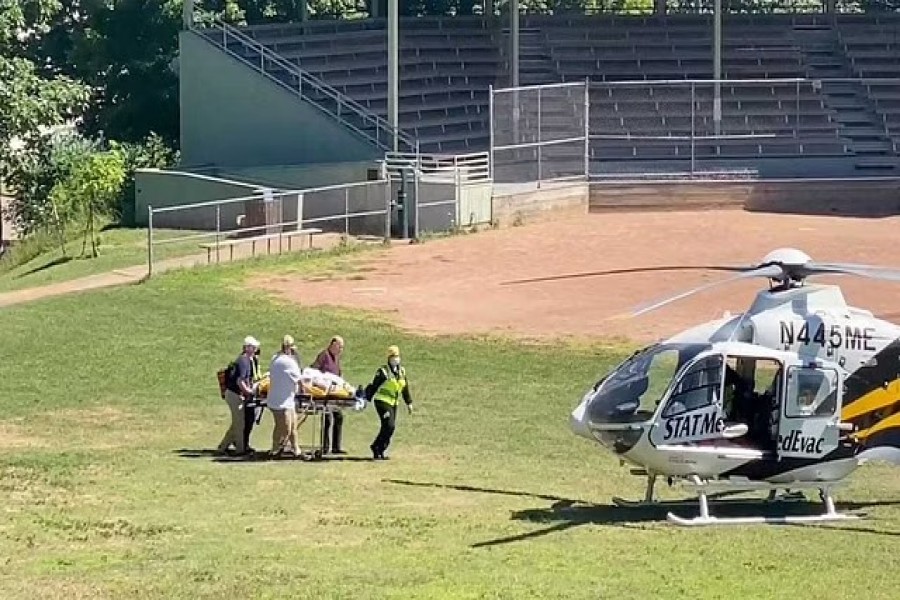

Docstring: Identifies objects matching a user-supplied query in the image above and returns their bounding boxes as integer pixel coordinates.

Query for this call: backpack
[217,360,237,398]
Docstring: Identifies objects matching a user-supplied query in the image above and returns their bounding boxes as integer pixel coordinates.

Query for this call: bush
[111,133,179,227]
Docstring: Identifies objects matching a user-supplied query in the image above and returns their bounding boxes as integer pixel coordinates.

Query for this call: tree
[111,132,180,225]
[1,0,91,250]
[4,130,99,257]
[21,0,183,148]
[54,150,127,258]
[1,3,90,148]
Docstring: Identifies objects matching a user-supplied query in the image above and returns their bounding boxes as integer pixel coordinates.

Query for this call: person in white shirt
[268,335,302,457]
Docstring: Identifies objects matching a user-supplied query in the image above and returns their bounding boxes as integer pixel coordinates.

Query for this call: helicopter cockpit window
[662,354,724,418]
[586,343,710,426]
[785,366,839,419]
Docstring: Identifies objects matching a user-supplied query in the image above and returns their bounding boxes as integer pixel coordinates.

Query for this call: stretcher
[293,392,367,459]
[253,367,368,460]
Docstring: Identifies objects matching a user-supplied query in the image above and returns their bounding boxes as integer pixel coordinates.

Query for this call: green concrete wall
[178,31,380,169]
[221,161,380,190]
[134,168,264,229]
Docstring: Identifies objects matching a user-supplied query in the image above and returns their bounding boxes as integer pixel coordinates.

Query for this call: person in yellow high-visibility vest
[365,345,413,460]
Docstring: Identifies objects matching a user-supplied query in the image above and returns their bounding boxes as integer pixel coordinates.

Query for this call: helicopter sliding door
[777,362,843,459]
[649,353,726,446]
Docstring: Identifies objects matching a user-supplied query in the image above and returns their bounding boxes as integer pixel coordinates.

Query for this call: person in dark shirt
[312,336,346,454]
[365,345,413,460]
[218,336,261,455]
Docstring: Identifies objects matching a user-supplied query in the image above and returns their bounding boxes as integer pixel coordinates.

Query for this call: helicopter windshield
[586,343,711,426]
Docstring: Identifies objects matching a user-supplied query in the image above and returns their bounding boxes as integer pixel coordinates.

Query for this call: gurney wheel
[313,450,323,460]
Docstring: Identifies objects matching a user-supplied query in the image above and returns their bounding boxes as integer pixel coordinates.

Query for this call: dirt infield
[251,210,900,344]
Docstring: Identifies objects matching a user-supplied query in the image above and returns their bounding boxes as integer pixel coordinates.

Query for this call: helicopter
[523,247,900,526]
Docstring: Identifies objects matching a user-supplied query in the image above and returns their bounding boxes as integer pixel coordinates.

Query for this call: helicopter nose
[570,396,594,441]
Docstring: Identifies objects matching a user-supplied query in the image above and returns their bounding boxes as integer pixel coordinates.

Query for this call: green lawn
[0,226,204,292]
[0,255,898,599]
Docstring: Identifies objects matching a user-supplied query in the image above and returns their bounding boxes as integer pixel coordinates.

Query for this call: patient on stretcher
[257,367,366,410]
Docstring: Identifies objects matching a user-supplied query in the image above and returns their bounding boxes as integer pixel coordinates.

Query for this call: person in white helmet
[217,335,261,455]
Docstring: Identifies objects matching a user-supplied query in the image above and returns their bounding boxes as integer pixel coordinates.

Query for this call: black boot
[370,443,383,460]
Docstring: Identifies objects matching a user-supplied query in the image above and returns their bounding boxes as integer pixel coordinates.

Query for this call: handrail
[384,151,491,182]
[195,20,416,152]
[152,180,387,214]
[217,21,415,149]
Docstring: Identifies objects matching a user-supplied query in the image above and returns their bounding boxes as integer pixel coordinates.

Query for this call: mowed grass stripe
[0,257,898,599]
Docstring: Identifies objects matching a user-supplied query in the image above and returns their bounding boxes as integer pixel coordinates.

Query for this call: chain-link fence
[588,78,835,177]
[146,180,391,276]
[490,81,589,186]
[490,78,861,181]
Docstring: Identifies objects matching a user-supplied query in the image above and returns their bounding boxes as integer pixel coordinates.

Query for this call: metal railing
[194,20,416,153]
[490,77,900,182]
[145,178,392,277]
[489,80,591,187]
[383,151,493,236]
[589,78,822,175]
[385,151,491,183]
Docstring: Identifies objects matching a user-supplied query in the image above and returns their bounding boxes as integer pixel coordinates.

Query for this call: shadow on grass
[174,448,375,463]
[385,479,900,547]
[16,255,73,278]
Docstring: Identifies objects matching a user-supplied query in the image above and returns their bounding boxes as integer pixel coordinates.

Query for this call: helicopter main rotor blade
[630,264,784,317]
[500,264,749,286]
[804,261,900,282]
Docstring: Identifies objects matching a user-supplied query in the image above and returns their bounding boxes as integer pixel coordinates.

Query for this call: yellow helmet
[387,345,400,358]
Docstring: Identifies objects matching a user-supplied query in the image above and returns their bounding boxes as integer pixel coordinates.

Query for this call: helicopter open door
[777,361,843,460]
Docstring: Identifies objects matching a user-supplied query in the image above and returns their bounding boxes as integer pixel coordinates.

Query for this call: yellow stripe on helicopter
[841,378,900,421]
[851,411,900,443]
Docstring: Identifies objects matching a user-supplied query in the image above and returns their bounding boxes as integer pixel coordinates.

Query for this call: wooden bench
[200,228,324,263]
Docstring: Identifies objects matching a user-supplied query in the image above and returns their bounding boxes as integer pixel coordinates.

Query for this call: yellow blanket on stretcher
[256,367,356,399]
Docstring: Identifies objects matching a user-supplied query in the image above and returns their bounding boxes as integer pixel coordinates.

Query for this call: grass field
[0,227,203,292]
[1,250,899,599]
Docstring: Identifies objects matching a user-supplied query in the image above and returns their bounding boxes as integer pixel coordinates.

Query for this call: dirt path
[248,210,900,344]
[0,253,199,308]
[0,232,349,308]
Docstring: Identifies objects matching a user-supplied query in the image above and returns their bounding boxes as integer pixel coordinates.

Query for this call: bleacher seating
[838,21,900,153]
[529,15,848,160]
[199,12,900,163]
[230,17,502,153]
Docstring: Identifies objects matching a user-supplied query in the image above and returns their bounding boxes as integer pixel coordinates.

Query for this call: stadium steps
[794,24,897,169]
[498,28,558,87]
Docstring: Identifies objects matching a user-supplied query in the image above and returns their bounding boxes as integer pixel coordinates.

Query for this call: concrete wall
[300,182,391,237]
[491,181,589,228]
[744,178,900,217]
[135,167,394,237]
[590,181,750,212]
[589,177,900,217]
[221,161,379,190]
[178,31,380,169]
[590,157,866,179]
[134,169,262,230]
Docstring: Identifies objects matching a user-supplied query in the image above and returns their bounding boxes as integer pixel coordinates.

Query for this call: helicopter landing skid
[610,473,802,508]
[665,476,861,527]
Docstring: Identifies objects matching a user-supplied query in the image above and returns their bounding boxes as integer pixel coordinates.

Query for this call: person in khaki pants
[268,335,302,457]
[218,336,260,456]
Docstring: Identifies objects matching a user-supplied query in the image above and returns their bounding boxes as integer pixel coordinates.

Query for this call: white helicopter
[541,248,900,526]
